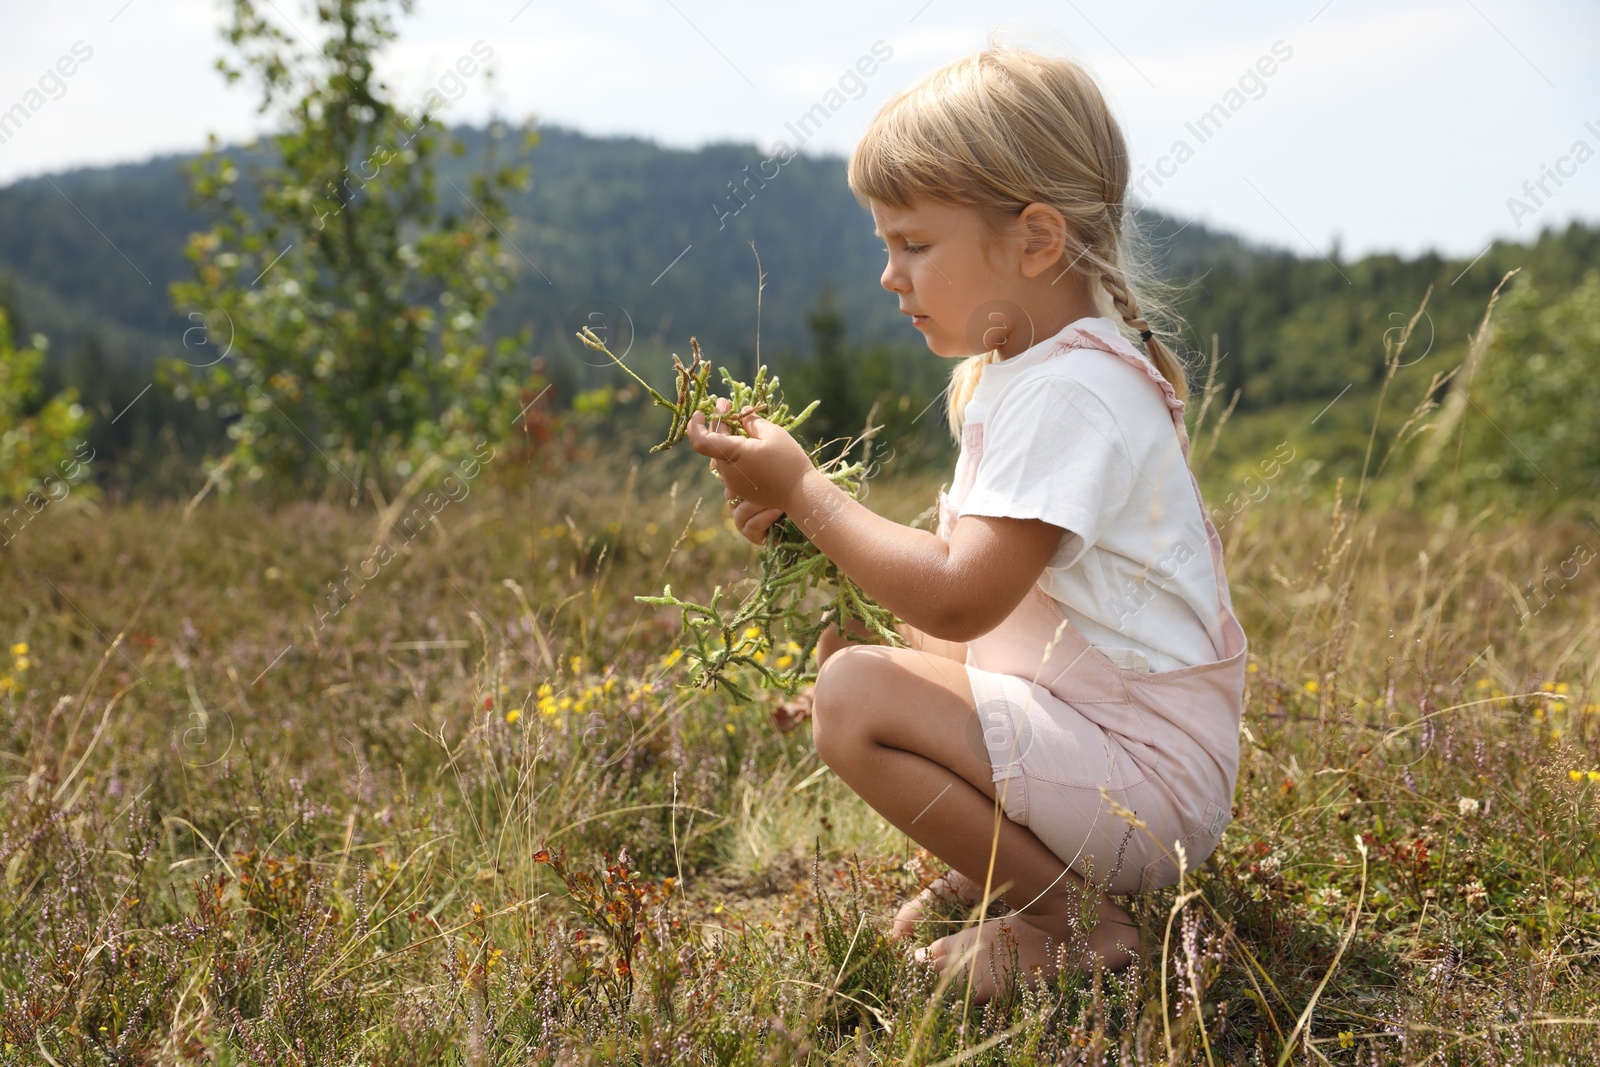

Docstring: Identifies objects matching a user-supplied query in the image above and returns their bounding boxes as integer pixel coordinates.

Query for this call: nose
[880,255,907,294]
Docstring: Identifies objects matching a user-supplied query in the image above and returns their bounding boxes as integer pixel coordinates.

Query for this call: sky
[1,0,1597,261]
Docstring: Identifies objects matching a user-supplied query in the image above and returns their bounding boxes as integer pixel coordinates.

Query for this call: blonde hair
[847,40,1188,438]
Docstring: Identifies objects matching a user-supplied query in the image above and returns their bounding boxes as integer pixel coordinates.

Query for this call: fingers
[737,410,774,438]
[730,500,783,544]
[686,410,744,462]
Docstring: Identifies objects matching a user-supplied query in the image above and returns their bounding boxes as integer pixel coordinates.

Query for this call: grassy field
[2,426,1598,1065]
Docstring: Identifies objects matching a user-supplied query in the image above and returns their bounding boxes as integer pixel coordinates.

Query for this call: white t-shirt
[946,317,1226,672]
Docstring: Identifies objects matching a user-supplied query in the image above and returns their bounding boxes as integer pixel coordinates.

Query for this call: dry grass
[1,413,1598,1063]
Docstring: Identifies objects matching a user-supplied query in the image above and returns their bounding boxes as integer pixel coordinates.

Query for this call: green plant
[579,326,903,699]
[163,0,538,496]
[0,311,94,508]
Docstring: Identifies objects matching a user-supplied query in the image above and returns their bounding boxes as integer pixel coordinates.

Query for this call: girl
[685,42,1246,1003]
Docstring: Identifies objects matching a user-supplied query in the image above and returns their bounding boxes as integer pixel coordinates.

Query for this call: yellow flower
[776,654,794,669]
[13,656,29,672]
[537,682,553,700]
[1247,662,1259,673]
[1555,682,1569,694]
[569,655,583,676]
[724,722,736,735]
[1589,770,1600,784]
[504,709,522,724]
[1303,679,1319,694]
[660,648,683,668]
[741,626,763,643]
[9,643,26,656]
[1572,770,1586,782]
[1474,678,1491,690]
[1338,1031,1354,1049]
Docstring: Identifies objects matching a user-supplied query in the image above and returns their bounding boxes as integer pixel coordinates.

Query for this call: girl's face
[869,197,1027,360]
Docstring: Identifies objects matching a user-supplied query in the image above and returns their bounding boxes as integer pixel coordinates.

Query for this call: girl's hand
[686,397,815,526]
[728,495,786,545]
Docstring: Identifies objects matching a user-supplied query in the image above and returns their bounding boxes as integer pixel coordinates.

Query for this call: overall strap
[1046,325,1244,658]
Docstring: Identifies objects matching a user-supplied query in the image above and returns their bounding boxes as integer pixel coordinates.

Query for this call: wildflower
[537,688,559,717]
[1458,796,1480,816]
[776,654,794,669]
[660,648,683,669]
[742,625,763,643]
[1338,1032,1354,1049]
[504,709,522,725]
[724,722,736,735]
[1303,679,1319,694]
[10,642,27,656]
[1247,661,1259,674]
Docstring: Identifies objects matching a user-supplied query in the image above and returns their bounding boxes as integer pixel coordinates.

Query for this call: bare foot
[912,898,1139,1003]
[890,868,998,940]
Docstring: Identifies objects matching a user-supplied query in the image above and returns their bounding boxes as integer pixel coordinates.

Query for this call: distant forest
[1,123,1595,494]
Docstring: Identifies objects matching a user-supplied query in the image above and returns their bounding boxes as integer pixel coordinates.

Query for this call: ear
[1015,202,1070,278]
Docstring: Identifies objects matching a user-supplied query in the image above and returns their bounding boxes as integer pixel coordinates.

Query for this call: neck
[994,274,1102,360]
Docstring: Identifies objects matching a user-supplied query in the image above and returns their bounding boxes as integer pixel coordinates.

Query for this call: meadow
[2,373,1599,1065]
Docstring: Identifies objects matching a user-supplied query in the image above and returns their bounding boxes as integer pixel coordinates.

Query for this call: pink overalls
[936,325,1248,895]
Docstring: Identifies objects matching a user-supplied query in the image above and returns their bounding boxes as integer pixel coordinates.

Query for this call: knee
[810,643,886,770]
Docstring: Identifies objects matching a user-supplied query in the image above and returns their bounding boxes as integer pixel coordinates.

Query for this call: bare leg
[823,619,988,937]
[885,624,985,937]
[811,644,1138,1003]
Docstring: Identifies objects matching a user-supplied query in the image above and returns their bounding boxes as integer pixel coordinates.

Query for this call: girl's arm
[686,408,1062,644]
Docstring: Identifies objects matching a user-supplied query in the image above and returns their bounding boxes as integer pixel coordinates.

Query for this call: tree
[1459,268,1600,505]
[795,287,863,461]
[0,310,94,507]
[162,0,539,498]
